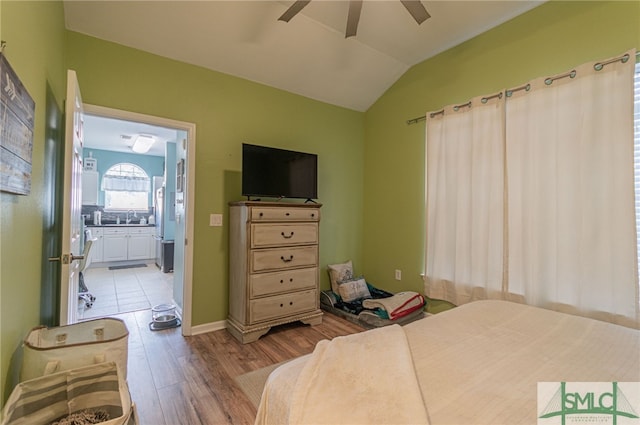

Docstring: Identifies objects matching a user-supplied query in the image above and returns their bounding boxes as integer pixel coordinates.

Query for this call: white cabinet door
[90,228,104,263]
[82,171,99,205]
[103,228,128,262]
[128,228,151,260]
[98,227,156,263]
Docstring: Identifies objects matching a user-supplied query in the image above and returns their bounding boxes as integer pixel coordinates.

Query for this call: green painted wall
[0,0,66,404]
[362,1,640,313]
[65,31,365,328]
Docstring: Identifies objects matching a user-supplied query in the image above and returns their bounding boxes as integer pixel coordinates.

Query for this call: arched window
[101,163,150,210]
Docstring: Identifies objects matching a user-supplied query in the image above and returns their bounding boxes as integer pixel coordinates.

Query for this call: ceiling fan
[278,0,431,38]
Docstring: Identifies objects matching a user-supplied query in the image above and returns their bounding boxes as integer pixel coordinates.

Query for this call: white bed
[255,300,640,424]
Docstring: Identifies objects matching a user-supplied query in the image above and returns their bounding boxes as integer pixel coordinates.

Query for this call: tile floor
[79,263,174,321]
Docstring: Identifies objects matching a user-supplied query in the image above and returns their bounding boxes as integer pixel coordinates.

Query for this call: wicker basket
[21,318,129,382]
[2,362,137,425]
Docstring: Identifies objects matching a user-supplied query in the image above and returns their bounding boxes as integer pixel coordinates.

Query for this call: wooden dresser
[227,201,323,343]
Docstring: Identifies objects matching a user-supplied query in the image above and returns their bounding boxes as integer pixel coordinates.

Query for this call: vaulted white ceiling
[64,0,544,113]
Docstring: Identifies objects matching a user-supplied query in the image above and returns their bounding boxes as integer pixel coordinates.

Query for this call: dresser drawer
[251,223,318,248]
[250,290,317,323]
[251,246,318,272]
[250,268,317,298]
[251,207,320,222]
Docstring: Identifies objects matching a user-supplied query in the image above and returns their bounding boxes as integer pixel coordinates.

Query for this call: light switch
[210,213,223,227]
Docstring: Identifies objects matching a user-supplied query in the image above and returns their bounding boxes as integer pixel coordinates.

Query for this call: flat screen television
[242,143,318,201]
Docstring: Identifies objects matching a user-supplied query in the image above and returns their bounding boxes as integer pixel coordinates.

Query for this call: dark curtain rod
[406,51,637,125]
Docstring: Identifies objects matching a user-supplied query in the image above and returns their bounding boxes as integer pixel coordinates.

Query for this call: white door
[59,70,84,325]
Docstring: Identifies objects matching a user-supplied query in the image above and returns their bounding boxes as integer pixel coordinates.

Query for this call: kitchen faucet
[126,210,136,224]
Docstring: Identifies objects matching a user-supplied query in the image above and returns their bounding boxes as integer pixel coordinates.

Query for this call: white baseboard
[190,320,227,335]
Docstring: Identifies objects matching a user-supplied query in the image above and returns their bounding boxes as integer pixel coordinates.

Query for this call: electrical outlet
[395,269,402,280]
[209,213,223,227]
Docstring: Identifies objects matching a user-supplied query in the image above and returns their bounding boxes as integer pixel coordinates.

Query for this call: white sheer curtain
[425,94,505,305]
[101,163,150,192]
[423,50,639,329]
[506,51,638,328]
[101,175,150,192]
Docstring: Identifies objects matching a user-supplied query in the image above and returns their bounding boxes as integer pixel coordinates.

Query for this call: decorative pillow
[327,260,354,294]
[337,277,371,303]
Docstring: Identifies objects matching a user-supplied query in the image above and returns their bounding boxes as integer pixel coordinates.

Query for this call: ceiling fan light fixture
[278,0,430,38]
[131,134,156,154]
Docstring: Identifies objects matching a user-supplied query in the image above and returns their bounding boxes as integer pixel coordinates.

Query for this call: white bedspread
[256,324,429,425]
[256,300,640,425]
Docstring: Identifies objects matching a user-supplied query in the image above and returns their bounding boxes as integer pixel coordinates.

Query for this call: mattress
[255,300,640,424]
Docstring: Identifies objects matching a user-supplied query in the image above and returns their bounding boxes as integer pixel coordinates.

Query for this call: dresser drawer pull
[285,212,290,216]
[281,231,295,239]
[281,255,294,263]
[279,278,295,284]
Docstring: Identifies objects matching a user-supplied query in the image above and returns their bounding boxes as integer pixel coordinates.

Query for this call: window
[425,52,638,326]
[102,163,150,210]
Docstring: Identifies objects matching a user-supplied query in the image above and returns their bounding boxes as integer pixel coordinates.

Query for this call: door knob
[70,254,85,262]
[49,254,84,264]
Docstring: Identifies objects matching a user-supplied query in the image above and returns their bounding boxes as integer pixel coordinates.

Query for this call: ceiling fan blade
[278,0,312,22]
[345,0,363,38]
[400,0,431,25]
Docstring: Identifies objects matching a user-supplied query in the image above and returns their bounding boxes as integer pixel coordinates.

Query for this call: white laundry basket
[21,318,129,382]
[2,362,137,425]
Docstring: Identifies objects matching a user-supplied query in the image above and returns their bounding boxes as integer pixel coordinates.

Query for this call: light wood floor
[119,310,364,425]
